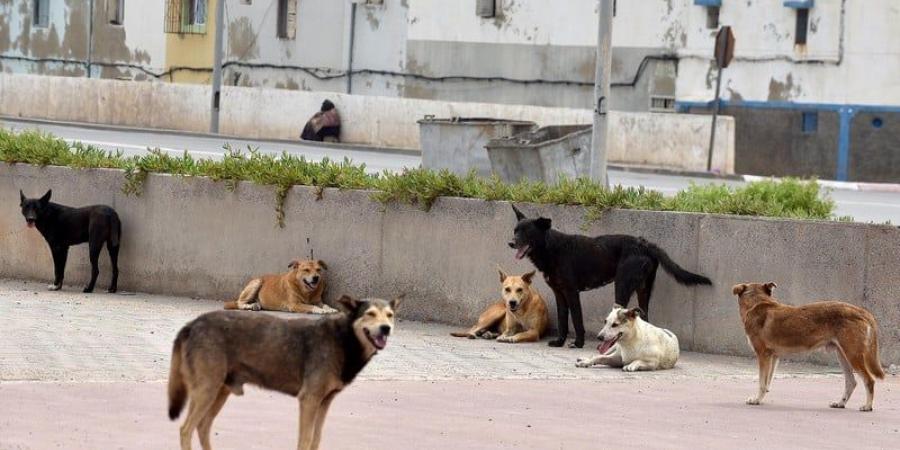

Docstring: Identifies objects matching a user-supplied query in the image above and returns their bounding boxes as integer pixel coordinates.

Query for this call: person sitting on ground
[301,99,341,142]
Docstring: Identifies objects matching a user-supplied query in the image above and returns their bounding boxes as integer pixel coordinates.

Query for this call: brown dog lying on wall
[224,259,338,314]
[733,282,885,411]
[451,269,549,343]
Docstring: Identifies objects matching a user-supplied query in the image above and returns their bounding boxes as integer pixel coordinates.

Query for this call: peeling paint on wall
[767,74,802,101]
[228,17,259,60]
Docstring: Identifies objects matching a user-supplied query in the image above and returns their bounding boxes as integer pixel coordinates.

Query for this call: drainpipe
[86,0,94,78]
[345,2,357,94]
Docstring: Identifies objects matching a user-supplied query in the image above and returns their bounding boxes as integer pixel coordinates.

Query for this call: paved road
[1,279,898,450]
[3,119,900,223]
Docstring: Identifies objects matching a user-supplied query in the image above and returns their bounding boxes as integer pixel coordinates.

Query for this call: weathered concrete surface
[1,164,898,365]
[1,279,899,450]
[0,74,735,172]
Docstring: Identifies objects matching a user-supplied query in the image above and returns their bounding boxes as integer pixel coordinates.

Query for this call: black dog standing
[508,204,711,348]
[19,190,122,293]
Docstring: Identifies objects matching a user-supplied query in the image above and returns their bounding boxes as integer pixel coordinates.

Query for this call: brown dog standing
[451,269,549,343]
[733,282,885,411]
[224,259,337,314]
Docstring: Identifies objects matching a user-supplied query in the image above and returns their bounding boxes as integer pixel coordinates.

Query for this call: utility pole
[589,0,613,186]
[210,0,226,133]
[86,0,94,78]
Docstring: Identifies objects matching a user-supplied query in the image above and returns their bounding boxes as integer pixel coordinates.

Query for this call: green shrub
[0,127,839,226]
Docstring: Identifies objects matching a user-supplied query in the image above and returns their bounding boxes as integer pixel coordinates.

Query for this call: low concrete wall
[0,74,735,173]
[2,164,896,366]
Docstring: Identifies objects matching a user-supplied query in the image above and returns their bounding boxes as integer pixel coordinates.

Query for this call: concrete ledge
[1,164,897,365]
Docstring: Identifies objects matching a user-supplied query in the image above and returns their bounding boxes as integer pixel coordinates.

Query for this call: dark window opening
[802,112,818,134]
[476,0,496,18]
[33,0,50,28]
[795,8,809,45]
[277,0,297,39]
[108,0,125,25]
[706,6,720,29]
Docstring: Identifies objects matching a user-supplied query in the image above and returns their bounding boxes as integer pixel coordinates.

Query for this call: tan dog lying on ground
[733,282,885,411]
[223,259,338,314]
[450,269,549,343]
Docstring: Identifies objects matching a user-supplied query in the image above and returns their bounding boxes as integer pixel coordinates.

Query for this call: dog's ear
[39,189,52,205]
[536,217,552,231]
[763,282,777,296]
[337,295,360,312]
[19,190,25,206]
[390,294,404,310]
[511,204,526,221]
[732,284,746,296]
[498,267,508,283]
[287,260,300,269]
[625,307,643,320]
[521,270,536,284]
[317,260,328,270]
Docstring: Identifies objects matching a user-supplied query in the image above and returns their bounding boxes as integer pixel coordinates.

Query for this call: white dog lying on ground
[576,306,679,371]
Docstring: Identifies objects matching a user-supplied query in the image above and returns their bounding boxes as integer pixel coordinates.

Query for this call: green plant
[0,127,841,226]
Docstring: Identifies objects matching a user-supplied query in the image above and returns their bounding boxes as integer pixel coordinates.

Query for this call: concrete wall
[2,164,898,366]
[0,0,167,80]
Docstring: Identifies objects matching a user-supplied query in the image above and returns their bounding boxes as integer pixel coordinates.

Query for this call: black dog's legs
[50,246,69,290]
[568,290,586,348]
[107,243,119,293]
[84,239,103,293]
[548,287,569,347]
[614,257,646,309]
[636,275,656,321]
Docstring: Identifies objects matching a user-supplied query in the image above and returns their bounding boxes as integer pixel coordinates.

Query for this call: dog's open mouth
[364,329,388,350]
[514,244,531,260]
[597,332,622,354]
[25,219,35,228]
[302,279,318,290]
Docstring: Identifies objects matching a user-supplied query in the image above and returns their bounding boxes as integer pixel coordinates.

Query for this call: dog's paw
[548,339,566,347]
[830,401,846,409]
[575,358,593,368]
[47,284,61,291]
[249,303,261,311]
[746,397,761,406]
[481,331,498,339]
[321,305,339,314]
[310,306,329,314]
[466,334,477,339]
[497,335,517,343]
[859,405,873,412]
[82,287,94,293]
[623,363,640,372]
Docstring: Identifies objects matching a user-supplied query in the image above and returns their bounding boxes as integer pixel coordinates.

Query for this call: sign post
[707,26,735,172]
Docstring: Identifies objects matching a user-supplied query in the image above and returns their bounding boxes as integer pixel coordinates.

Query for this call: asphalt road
[4,119,900,223]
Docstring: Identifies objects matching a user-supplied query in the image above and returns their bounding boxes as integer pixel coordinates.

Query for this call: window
[795,8,809,45]
[476,0,496,18]
[164,0,207,34]
[277,0,297,39]
[33,0,50,28]
[801,112,818,134]
[706,6,720,29]
[107,0,124,25]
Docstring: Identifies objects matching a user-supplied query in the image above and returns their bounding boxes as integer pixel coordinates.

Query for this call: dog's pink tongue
[514,247,527,260]
[597,340,616,355]
[26,222,34,229]
[374,335,387,349]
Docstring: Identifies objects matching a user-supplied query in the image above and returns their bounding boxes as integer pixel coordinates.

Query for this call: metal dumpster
[486,125,592,184]
[418,117,537,177]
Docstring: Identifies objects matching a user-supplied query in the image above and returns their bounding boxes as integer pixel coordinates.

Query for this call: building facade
[1,0,898,181]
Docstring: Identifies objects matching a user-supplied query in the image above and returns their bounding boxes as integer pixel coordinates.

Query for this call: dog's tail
[109,213,122,248]
[645,242,712,286]
[167,327,190,420]
[222,299,239,310]
[865,323,886,380]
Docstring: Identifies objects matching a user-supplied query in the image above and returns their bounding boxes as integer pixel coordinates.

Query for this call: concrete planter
[418,117,537,177]
[2,164,897,365]
[486,125,592,183]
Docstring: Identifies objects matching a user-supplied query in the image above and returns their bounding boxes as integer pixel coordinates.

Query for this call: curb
[742,175,900,193]
[0,116,423,158]
[607,164,744,181]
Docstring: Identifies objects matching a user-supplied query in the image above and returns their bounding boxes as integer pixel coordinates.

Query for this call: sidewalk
[1,279,898,449]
